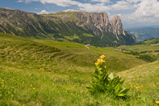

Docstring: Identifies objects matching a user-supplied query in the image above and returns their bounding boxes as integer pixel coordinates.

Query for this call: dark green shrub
[138,55,156,62]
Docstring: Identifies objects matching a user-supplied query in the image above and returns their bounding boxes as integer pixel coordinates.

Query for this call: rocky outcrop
[76,12,126,40]
[109,15,125,36]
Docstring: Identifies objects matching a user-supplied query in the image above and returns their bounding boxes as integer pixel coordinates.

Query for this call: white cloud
[134,0,159,18]
[126,0,141,3]
[77,0,138,12]
[38,10,49,14]
[18,0,39,3]
[18,0,79,7]
[17,0,23,2]
[91,0,110,3]
[18,0,138,11]
[77,3,110,12]
[121,0,159,26]
[111,1,138,10]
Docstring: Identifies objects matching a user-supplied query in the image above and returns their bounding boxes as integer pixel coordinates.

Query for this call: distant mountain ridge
[127,26,159,42]
[0,7,136,47]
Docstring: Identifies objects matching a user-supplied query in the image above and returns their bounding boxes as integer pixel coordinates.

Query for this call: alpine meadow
[0,6,159,106]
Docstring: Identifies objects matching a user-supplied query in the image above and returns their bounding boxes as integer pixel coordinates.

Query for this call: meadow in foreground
[0,33,159,105]
[1,57,159,105]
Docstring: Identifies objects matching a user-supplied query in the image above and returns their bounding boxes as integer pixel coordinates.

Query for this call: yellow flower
[95,57,105,66]
[98,59,105,63]
[30,84,32,86]
[129,83,131,85]
[99,68,102,71]
[134,85,136,87]
[95,62,99,66]
[33,87,35,89]
[100,55,105,59]
[138,86,140,89]
[156,101,159,104]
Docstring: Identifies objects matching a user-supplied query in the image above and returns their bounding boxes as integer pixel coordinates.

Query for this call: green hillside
[0,33,145,73]
[117,61,159,105]
[1,33,159,105]
[118,38,159,62]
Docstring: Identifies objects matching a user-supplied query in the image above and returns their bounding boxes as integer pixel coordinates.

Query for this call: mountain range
[127,26,159,42]
[0,7,136,47]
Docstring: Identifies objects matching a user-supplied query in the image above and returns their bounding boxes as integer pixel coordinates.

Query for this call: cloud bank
[122,0,159,25]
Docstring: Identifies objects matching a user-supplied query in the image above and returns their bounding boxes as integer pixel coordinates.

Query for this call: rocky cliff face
[109,16,125,36]
[0,8,136,47]
[76,12,125,40]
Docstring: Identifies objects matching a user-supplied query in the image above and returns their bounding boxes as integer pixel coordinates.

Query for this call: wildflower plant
[87,55,129,98]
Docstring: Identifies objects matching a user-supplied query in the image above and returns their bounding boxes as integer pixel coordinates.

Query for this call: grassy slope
[1,33,159,105]
[118,38,159,61]
[31,38,146,72]
[117,61,159,105]
[1,60,159,105]
[118,38,159,52]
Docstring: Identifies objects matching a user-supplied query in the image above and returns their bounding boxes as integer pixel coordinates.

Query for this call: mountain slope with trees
[0,8,136,47]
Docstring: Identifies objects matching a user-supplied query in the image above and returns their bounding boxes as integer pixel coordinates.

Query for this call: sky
[1,0,159,29]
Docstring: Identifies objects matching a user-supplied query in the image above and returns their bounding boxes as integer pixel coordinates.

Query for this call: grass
[31,38,146,72]
[1,61,159,105]
[117,61,159,105]
[118,38,159,54]
[0,33,159,105]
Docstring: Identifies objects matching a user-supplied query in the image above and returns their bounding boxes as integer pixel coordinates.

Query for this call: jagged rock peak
[76,12,125,36]
[110,15,125,36]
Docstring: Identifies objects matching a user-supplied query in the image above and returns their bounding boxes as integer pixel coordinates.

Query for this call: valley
[127,26,159,42]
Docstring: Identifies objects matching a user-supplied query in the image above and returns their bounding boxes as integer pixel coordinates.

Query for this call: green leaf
[117,93,126,97]
[108,73,114,80]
